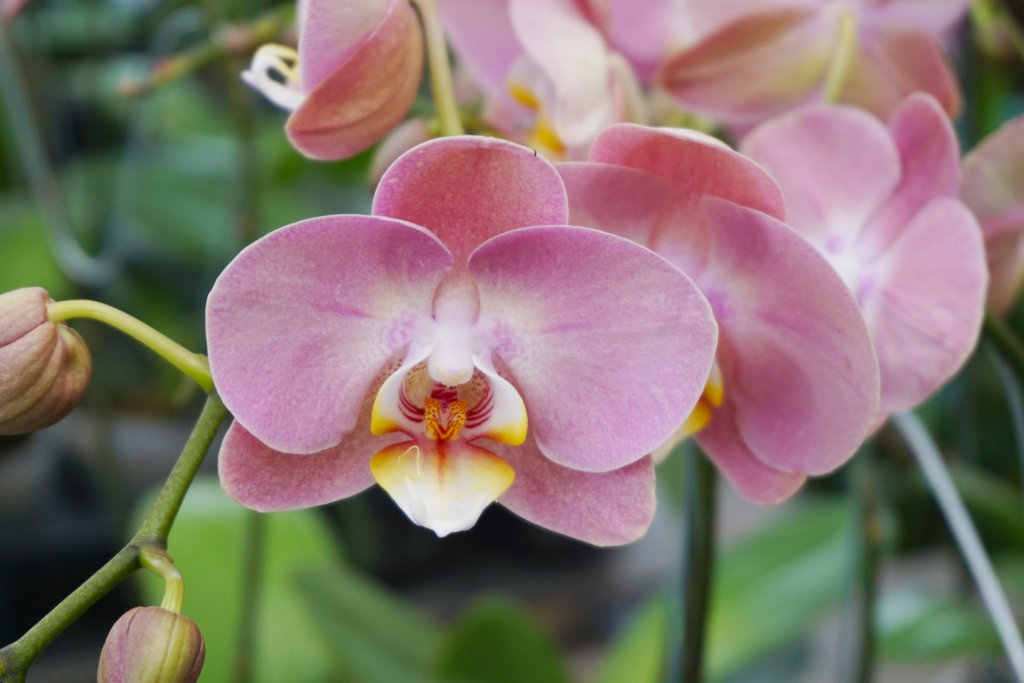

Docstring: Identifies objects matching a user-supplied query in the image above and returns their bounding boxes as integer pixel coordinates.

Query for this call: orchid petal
[603,0,682,81]
[486,435,656,546]
[470,225,717,472]
[858,198,986,413]
[861,0,972,38]
[436,0,522,96]
[371,438,515,537]
[699,198,880,475]
[297,0,390,92]
[286,0,423,160]
[509,0,612,147]
[206,215,452,454]
[695,398,806,504]
[839,25,960,118]
[373,136,568,263]
[659,7,835,126]
[741,104,901,250]
[461,353,528,445]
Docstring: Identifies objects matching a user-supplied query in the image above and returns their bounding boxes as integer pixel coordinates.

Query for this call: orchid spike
[241,0,423,160]
[742,94,988,415]
[962,114,1024,315]
[662,0,970,126]
[207,136,718,545]
[557,124,881,504]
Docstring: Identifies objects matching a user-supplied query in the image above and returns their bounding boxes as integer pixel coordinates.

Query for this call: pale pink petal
[699,198,880,475]
[588,124,784,275]
[860,93,961,257]
[858,198,987,413]
[487,435,657,546]
[469,226,717,472]
[437,0,522,96]
[860,0,972,37]
[839,25,960,118]
[695,398,806,504]
[741,104,900,249]
[659,7,835,126]
[286,0,423,160]
[297,0,390,92]
[373,136,568,263]
[962,114,1024,313]
[206,215,452,454]
[556,161,675,247]
[369,118,434,186]
[509,0,612,146]
[603,0,685,81]
[679,0,818,38]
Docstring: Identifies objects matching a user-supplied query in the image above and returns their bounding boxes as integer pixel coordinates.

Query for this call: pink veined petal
[588,124,784,276]
[206,215,452,454]
[658,7,836,126]
[368,117,434,187]
[679,0,818,39]
[962,114,1024,313]
[695,397,806,505]
[486,435,657,546]
[286,0,423,160]
[839,24,960,119]
[741,104,901,250]
[509,0,612,147]
[436,0,522,96]
[858,198,987,413]
[469,225,718,472]
[373,136,569,264]
[557,161,676,247]
[699,197,880,475]
[602,0,685,82]
[859,93,961,258]
[859,0,972,38]
[297,0,391,92]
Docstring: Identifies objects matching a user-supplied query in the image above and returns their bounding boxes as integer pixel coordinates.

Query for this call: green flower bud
[97,606,205,683]
[0,287,91,435]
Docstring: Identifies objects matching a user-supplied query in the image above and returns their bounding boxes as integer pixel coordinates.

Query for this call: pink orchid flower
[741,94,987,415]
[206,136,718,545]
[242,0,423,160]
[662,0,970,127]
[558,125,880,504]
[962,114,1024,315]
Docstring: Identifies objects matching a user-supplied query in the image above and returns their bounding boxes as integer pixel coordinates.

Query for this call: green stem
[47,299,213,393]
[842,449,880,683]
[822,6,857,104]
[678,450,717,683]
[230,511,266,683]
[411,0,464,137]
[984,313,1024,386]
[988,346,1024,516]
[0,395,228,681]
[893,412,1024,679]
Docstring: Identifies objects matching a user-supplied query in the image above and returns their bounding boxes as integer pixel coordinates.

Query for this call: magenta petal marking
[699,198,880,476]
[488,435,656,546]
[859,198,987,413]
[206,215,452,454]
[469,225,717,472]
[373,136,569,264]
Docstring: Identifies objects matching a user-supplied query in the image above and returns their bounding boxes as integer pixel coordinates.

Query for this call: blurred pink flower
[207,136,718,544]
[242,0,423,160]
[559,125,880,504]
[742,94,987,414]
[662,0,970,126]
[962,114,1024,314]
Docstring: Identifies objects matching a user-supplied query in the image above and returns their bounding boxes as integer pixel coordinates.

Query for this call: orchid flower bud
[0,287,91,435]
[97,606,205,683]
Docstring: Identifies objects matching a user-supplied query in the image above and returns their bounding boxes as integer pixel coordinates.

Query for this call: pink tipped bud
[0,288,91,435]
[98,607,205,683]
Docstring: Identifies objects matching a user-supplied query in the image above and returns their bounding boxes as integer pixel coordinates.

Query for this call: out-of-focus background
[2,1,1024,682]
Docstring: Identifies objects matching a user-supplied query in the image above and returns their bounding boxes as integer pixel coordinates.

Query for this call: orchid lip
[242,44,305,111]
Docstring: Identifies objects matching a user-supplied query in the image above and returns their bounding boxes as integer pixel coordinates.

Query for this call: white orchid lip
[241,44,305,111]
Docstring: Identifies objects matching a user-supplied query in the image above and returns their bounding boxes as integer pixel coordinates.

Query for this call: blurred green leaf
[0,198,73,297]
[950,462,1024,547]
[134,477,344,683]
[598,499,853,683]
[294,565,441,683]
[435,597,572,683]
[877,589,1000,662]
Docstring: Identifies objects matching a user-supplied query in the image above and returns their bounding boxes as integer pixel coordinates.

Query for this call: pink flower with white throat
[742,94,987,414]
[558,125,881,504]
[242,0,423,160]
[207,136,718,545]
